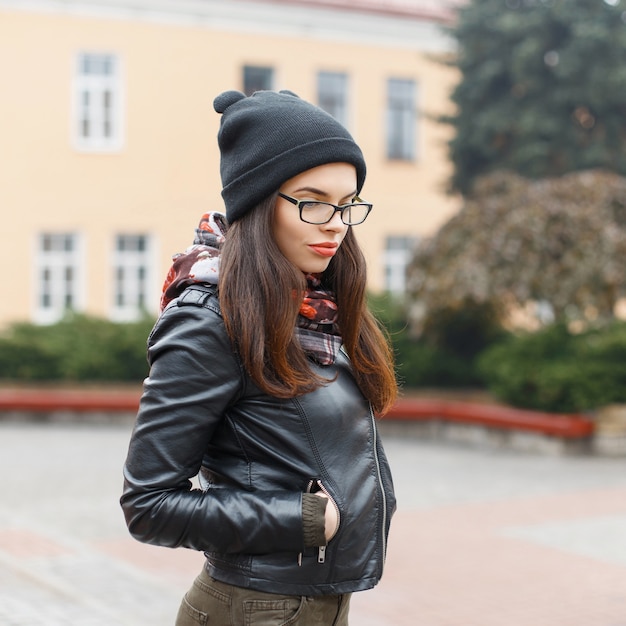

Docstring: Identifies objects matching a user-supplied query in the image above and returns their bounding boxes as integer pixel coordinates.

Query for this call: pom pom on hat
[213,90,246,113]
[213,89,366,223]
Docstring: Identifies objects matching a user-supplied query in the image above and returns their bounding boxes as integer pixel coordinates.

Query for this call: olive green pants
[175,567,351,625]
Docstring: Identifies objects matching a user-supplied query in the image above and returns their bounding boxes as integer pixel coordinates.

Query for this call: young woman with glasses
[121,89,398,626]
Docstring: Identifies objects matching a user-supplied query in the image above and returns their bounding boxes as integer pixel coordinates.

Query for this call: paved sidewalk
[1,420,625,625]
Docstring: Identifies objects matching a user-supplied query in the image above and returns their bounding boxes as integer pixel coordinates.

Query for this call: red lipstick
[309,242,338,257]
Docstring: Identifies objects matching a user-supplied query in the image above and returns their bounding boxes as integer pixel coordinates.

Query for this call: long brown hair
[219,194,397,415]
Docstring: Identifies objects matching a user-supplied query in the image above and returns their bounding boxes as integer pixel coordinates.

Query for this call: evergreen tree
[444,0,626,195]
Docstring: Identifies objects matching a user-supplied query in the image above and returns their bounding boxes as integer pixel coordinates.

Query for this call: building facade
[0,0,460,327]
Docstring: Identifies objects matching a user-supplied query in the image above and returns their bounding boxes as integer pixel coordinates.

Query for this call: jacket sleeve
[120,295,305,555]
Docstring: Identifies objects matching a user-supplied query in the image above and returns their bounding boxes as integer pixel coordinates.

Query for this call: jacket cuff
[302,493,327,548]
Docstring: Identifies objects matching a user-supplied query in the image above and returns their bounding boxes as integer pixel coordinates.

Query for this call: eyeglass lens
[300,202,370,225]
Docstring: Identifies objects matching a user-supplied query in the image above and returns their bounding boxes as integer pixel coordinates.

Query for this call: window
[383,235,418,295]
[317,71,348,127]
[35,233,83,324]
[111,234,154,321]
[243,66,274,96]
[73,52,123,151]
[386,78,416,161]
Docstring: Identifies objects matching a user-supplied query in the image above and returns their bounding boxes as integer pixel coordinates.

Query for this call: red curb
[0,389,594,438]
[0,388,141,412]
[386,398,594,439]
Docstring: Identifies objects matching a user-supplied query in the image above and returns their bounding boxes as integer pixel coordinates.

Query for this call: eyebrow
[291,186,358,202]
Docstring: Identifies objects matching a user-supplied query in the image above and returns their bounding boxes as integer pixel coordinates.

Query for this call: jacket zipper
[369,403,388,571]
[340,347,389,572]
[318,545,326,563]
[314,479,340,563]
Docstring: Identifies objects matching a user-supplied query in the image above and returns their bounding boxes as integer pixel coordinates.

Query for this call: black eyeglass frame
[277,192,373,226]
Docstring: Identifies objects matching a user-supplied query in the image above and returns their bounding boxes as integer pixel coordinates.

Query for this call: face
[273,162,356,273]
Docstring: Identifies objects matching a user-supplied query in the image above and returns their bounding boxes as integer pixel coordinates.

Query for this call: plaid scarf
[296,273,342,366]
[160,212,342,365]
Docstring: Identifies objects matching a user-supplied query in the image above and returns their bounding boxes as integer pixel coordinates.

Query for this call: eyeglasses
[277,193,373,226]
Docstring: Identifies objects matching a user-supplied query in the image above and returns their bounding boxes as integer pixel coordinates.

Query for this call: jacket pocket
[306,479,340,563]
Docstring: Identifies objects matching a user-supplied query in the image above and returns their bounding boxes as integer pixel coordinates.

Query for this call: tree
[443,0,626,195]
[407,170,626,332]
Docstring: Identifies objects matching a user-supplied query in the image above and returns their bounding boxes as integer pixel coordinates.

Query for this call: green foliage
[478,321,626,412]
[373,289,626,413]
[419,299,507,361]
[0,314,155,382]
[444,0,626,194]
[369,293,507,389]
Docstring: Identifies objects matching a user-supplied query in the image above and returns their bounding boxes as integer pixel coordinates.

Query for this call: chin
[300,261,332,274]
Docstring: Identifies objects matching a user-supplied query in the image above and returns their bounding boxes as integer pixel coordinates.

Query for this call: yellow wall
[0,1,460,326]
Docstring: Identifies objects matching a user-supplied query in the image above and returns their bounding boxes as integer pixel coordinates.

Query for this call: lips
[309,243,338,257]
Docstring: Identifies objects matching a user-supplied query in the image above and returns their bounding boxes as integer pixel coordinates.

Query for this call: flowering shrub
[408,170,626,333]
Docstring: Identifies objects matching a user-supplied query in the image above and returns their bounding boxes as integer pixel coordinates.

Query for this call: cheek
[275,200,320,238]
[273,211,302,257]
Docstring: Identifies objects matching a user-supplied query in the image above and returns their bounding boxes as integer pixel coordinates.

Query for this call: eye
[300,201,328,210]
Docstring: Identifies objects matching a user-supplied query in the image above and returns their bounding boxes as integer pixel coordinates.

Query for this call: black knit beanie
[213,89,367,223]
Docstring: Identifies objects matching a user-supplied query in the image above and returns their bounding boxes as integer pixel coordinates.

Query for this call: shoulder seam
[176,284,222,317]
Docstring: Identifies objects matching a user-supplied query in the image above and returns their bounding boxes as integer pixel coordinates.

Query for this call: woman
[121,89,398,625]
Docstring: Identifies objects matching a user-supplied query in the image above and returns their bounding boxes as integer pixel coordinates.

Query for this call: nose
[323,209,348,232]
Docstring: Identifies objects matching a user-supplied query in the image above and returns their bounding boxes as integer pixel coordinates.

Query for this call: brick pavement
[1,421,625,624]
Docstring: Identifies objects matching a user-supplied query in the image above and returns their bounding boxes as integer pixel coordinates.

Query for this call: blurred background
[0,0,460,326]
[1,0,626,624]
[2,0,626,417]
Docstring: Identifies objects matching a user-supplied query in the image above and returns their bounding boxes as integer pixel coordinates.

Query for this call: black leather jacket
[121,284,396,596]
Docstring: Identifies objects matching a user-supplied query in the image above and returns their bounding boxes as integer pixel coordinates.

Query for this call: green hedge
[0,314,155,382]
[372,293,626,413]
[5,307,625,414]
[478,322,626,413]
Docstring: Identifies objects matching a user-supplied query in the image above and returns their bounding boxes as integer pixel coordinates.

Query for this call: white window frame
[386,78,417,161]
[110,234,157,322]
[383,235,418,295]
[317,71,349,128]
[34,233,85,325]
[72,51,124,152]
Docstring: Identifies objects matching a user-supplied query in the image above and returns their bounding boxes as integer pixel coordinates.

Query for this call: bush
[0,313,155,383]
[478,322,626,413]
[369,294,507,389]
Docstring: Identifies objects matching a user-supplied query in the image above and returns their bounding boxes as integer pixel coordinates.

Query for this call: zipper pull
[298,552,303,567]
[318,545,326,564]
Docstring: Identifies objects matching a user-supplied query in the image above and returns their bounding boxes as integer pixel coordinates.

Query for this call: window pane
[318,72,347,127]
[37,233,80,321]
[387,79,416,161]
[80,53,112,76]
[384,234,418,294]
[243,66,273,96]
[103,91,112,137]
[75,53,121,150]
[113,234,152,319]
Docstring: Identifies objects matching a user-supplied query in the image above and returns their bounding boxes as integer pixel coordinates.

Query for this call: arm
[120,298,305,554]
